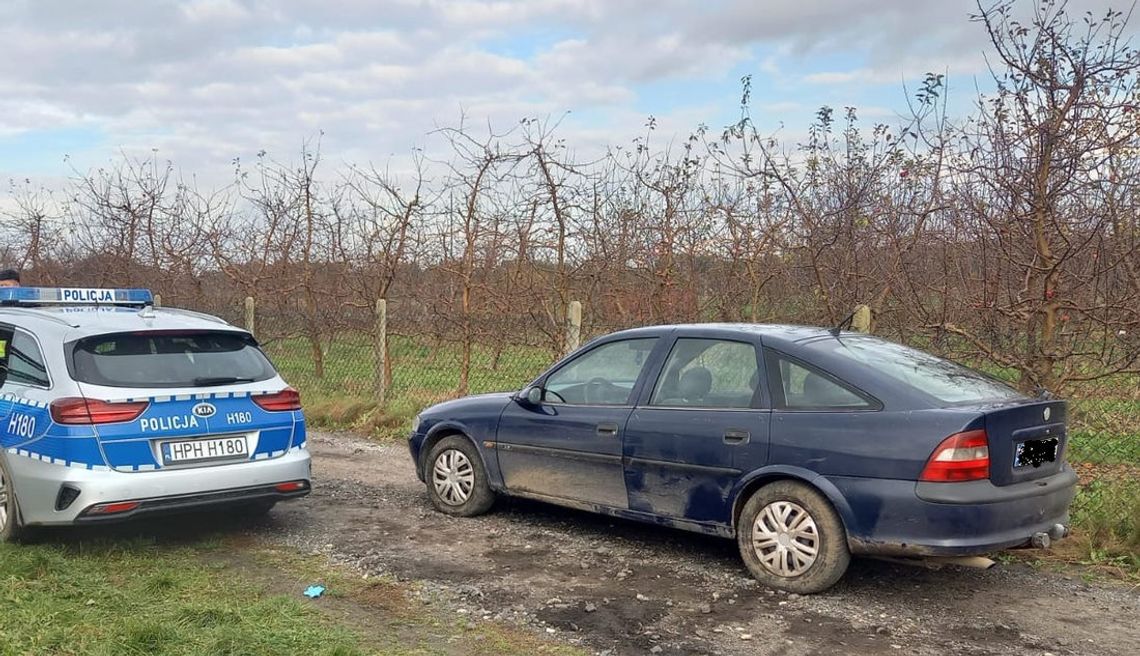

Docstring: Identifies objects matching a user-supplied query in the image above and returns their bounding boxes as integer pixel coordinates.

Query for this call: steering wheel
[584,377,613,404]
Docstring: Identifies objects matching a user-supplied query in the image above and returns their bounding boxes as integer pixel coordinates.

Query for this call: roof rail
[155,307,232,326]
[0,307,79,328]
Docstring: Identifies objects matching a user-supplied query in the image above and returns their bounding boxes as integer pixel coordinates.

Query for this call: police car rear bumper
[7,447,311,526]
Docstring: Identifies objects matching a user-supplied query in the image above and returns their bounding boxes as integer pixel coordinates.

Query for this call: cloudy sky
[0,0,1130,189]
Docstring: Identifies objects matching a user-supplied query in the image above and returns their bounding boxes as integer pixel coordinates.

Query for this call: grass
[264,335,553,437]
[0,538,364,656]
[0,529,584,656]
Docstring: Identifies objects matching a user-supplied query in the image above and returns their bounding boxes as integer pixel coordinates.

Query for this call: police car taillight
[50,397,150,424]
[253,388,301,412]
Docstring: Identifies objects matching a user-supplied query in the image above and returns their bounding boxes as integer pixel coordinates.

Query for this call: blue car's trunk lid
[981,399,1068,486]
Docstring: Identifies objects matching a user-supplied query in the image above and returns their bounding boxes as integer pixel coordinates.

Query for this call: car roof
[0,305,241,341]
[598,323,852,349]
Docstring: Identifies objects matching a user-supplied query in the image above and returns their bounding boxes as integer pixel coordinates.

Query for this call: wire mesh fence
[180,295,1139,547]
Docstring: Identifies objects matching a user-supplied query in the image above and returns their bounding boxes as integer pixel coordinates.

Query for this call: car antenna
[829,310,857,337]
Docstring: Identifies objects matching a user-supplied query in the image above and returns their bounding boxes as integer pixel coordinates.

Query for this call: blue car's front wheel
[426,436,495,517]
[736,481,850,594]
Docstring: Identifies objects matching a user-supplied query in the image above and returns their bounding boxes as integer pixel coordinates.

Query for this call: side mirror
[522,386,544,405]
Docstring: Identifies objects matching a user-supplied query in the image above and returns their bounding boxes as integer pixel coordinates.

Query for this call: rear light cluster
[50,398,149,425]
[253,388,302,412]
[919,429,990,482]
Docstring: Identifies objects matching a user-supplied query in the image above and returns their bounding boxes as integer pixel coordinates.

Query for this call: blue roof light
[0,287,154,307]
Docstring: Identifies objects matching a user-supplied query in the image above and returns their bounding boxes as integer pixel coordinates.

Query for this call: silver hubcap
[0,468,9,533]
[432,449,475,506]
[752,501,819,577]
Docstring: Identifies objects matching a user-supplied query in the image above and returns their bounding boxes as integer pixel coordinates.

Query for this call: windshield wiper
[192,376,257,386]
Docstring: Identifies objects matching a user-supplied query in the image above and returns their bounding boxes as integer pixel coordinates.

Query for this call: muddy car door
[623,336,770,526]
[496,337,662,509]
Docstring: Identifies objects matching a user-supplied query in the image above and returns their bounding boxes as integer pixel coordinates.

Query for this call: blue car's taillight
[919,429,990,482]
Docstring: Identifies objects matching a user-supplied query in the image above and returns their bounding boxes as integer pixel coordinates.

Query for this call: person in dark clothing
[0,269,19,288]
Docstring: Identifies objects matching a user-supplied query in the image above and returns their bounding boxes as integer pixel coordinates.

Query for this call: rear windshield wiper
[192,376,257,386]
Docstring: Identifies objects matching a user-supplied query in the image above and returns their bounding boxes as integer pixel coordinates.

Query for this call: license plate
[1015,438,1058,468]
[161,436,249,465]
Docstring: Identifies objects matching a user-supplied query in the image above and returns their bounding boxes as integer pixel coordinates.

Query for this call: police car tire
[736,480,850,594]
[426,436,495,517]
[0,457,31,543]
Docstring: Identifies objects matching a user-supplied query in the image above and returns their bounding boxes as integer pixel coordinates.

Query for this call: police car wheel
[426,436,494,517]
[0,457,31,543]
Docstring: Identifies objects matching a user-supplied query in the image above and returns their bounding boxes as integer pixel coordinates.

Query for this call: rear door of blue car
[623,334,770,526]
[65,330,304,472]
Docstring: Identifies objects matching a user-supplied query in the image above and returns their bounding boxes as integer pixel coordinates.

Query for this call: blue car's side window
[649,338,760,409]
[764,349,877,411]
[544,338,658,406]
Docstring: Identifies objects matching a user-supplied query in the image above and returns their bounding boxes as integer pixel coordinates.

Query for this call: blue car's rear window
[69,331,276,389]
[807,336,1025,404]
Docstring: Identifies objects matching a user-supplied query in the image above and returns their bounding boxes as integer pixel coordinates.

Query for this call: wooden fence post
[373,298,388,403]
[243,296,255,336]
[152,293,162,308]
[852,304,872,333]
[565,300,582,355]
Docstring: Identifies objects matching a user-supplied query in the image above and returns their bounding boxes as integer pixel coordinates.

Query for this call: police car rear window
[68,331,276,389]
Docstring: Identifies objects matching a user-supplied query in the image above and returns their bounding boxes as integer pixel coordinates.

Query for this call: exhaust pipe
[926,555,996,569]
[871,555,996,570]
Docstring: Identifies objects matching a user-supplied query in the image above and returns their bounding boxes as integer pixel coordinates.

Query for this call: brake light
[50,398,149,425]
[919,429,990,482]
[253,388,301,412]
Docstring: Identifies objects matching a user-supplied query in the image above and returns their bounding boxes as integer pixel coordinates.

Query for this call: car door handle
[596,422,619,437]
[723,429,750,445]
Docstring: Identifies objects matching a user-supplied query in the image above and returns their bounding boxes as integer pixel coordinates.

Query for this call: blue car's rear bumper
[828,467,1078,556]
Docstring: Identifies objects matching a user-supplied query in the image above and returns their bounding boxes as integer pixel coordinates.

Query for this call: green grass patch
[0,538,364,656]
[0,532,585,656]
[1068,398,1140,465]
[1070,478,1140,552]
[265,335,555,438]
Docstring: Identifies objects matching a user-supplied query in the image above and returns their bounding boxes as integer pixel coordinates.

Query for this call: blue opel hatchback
[408,325,1076,593]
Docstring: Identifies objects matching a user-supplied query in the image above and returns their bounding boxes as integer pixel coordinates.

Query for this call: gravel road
[266,431,1138,656]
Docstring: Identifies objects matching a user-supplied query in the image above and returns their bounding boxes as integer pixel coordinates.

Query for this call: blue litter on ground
[303,585,326,599]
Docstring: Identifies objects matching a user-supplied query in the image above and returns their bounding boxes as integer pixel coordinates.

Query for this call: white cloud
[0,0,1132,191]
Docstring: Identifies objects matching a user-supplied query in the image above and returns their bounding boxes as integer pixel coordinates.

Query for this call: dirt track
[273,431,1138,655]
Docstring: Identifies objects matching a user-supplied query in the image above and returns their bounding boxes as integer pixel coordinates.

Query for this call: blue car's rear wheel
[736,481,850,593]
[426,436,495,517]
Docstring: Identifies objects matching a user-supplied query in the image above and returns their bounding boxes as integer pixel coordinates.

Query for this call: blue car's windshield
[809,336,1025,404]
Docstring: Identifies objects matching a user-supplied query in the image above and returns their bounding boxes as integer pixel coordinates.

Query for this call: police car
[0,287,311,541]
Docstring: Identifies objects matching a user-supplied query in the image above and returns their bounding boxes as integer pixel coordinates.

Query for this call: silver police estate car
[0,287,311,541]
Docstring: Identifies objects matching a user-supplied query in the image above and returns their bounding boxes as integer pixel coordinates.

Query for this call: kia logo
[192,402,217,418]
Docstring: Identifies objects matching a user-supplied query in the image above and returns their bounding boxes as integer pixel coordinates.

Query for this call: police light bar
[0,287,154,307]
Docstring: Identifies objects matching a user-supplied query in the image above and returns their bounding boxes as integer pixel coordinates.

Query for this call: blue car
[408,324,1076,593]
